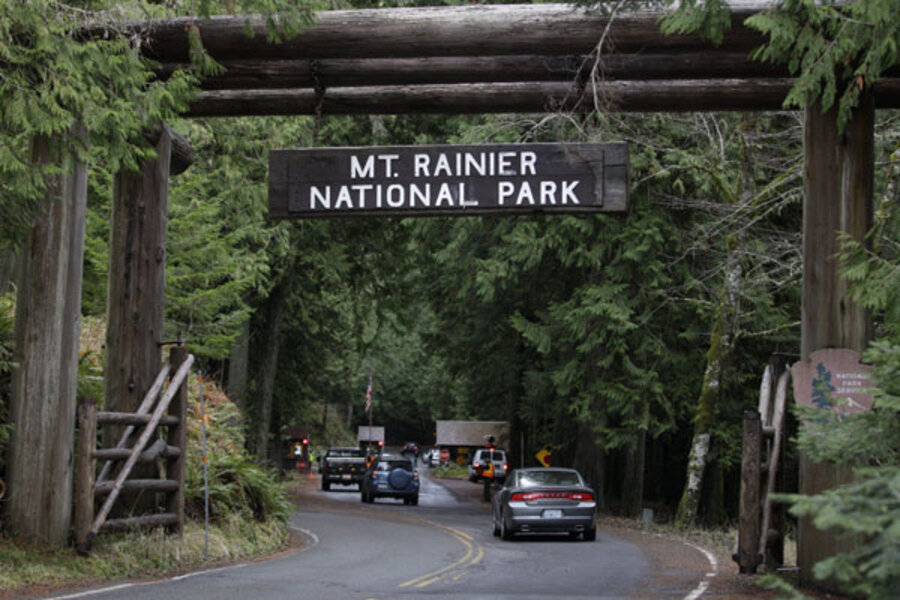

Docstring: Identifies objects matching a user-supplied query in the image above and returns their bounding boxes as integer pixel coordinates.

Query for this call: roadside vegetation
[431,463,469,481]
[1,317,292,593]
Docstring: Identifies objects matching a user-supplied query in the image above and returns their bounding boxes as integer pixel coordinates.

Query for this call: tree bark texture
[6,132,88,547]
[227,319,250,414]
[0,251,16,294]
[798,96,874,588]
[75,399,97,554]
[675,248,742,529]
[621,428,646,518]
[251,278,290,459]
[737,411,762,573]
[162,52,805,91]
[105,126,173,514]
[128,4,767,63]
[187,79,900,118]
[573,422,606,510]
[166,346,188,535]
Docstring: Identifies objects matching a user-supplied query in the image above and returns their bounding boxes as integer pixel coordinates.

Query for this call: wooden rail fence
[75,346,193,554]
[734,356,790,574]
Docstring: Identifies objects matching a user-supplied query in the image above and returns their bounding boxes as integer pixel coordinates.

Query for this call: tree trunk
[105,126,173,515]
[675,249,741,529]
[621,428,646,518]
[797,96,874,587]
[0,251,16,294]
[251,279,290,459]
[573,421,606,510]
[6,132,88,547]
[227,319,250,413]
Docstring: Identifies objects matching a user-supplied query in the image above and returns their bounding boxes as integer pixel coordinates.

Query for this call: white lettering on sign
[498,181,580,206]
[273,143,621,217]
[412,151,541,178]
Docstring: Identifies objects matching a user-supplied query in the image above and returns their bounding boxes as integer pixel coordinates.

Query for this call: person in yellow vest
[482,449,496,502]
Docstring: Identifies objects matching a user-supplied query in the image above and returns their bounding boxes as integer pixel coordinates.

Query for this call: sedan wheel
[583,527,596,541]
[500,513,514,541]
[492,515,500,537]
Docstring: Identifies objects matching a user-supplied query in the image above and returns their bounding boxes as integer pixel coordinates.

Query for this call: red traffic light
[377,440,384,447]
[301,438,309,445]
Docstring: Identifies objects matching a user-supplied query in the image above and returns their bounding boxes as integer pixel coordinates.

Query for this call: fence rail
[75,347,193,554]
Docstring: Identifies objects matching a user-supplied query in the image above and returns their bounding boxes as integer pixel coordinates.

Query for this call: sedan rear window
[518,471,582,488]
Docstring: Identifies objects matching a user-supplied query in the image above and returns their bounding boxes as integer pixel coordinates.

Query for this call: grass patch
[0,514,288,593]
[430,463,468,480]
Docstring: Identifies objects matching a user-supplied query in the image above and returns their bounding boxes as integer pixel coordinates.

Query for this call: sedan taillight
[510,491,594,502]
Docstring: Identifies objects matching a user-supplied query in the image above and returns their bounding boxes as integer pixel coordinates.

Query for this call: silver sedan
[492,467,597,541]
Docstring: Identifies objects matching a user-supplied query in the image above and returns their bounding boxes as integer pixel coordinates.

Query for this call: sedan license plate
[542,509,562,519]
[342,474,351,480]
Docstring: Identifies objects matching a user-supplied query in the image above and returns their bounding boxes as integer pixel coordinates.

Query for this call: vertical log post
[75,398,97,554]
[799,95,874,587]
[105,126,172,514]
[7,132,88,548]
[166,345,188,535]
[105,124,192,515]
[736,410,762,574]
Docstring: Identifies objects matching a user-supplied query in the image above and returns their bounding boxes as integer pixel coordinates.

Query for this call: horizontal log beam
[92,445,182,462]
[133,4,768,63]
[102,513,179,532]
[163,53,802,91]
[96,412,181,427]
[94,479,179,496]
[187,79,900,117]
[145,124,195,175]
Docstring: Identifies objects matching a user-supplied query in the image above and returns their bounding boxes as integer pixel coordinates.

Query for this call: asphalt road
[45,465,711,600]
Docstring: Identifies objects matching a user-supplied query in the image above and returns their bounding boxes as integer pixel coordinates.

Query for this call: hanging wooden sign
[268,142,628,219]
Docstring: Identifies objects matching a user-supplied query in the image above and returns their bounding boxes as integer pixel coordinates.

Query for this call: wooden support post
[166,346,189,535]
[798,95,874,588]
[105,126,173,441]
[736,410,762,574]
[105,124,192,514]
[75,399,97,554]
[7,131,88,548]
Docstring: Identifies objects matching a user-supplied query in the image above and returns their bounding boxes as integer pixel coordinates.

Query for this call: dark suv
[361,455,419,505]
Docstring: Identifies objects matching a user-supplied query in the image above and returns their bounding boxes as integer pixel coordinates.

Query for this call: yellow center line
[398,521,483,589]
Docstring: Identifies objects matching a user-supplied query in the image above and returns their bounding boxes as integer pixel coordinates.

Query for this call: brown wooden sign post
[269,142,628,218]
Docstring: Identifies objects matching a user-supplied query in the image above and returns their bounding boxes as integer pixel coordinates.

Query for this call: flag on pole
[365,374,373,414]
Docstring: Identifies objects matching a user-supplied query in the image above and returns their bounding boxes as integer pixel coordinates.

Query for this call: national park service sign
[268,143,628,219]
[792,348,874,415]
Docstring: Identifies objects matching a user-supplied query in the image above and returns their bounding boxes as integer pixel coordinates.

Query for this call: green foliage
[747,0,900,128]
[184,378,290,524]
[0,1,192,248]
[0,0,317,250]
[165,117,307,359]
[777,344,900,598]
[659,0,731,45]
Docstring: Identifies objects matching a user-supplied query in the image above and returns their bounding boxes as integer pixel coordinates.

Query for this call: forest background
[0,0,898,596]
